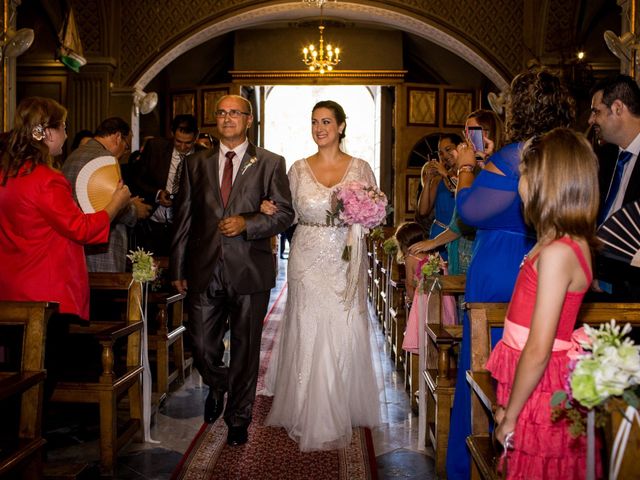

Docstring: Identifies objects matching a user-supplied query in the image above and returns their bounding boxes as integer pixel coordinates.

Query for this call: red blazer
[0,164,110,319]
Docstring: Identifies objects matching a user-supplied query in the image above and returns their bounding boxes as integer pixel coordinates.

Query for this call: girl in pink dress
[486,128,601,479]
[393,222,457,354]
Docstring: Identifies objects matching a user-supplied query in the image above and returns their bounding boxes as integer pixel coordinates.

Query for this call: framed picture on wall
[405,174,421,214]
[407,87,438,126]
[171,91,196,119]
[444,90,474,127]
[202,88,229,126]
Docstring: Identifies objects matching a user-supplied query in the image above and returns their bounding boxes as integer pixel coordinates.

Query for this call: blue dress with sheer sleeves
[445,142,536,480]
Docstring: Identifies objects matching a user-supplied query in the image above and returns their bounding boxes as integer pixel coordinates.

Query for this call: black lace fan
[597,200,640,267]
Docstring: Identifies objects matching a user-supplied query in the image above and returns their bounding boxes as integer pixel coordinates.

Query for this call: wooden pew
[152,257,193,389]
[50,273,144,476]
[386,254,406,370]
[465,301,640,480]
[147,291,188,397]
[0,301,57,479]
[421,274,465,478]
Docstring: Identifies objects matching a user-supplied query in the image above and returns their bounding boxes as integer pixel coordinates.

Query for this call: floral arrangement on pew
[418,252,447,293]
[326,181,390,307]
[126,248,159,443]
[127,248,158,283]
[383,236,399,257]
[369,226,386,242]
[551,321,640,479]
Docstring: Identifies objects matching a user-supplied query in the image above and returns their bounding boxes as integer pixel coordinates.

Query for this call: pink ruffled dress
[402,256,457,354]
[485,237,600,479]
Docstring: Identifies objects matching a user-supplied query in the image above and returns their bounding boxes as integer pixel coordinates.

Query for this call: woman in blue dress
[415,133,460,260]
[445,68,576,479]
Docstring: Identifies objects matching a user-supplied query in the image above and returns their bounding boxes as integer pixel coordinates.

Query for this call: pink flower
[329,181,388,229]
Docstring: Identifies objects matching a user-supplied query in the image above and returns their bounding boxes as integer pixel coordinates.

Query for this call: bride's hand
[260,199,278,216]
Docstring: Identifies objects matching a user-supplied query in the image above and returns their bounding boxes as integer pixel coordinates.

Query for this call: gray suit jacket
[170,142,294,294]
[62,139,137,272]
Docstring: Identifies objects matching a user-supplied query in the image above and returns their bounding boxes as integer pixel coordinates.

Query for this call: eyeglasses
[214,109,250,119]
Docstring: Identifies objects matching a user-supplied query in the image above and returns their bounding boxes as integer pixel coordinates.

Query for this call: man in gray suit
[170,95,294,446]
[63,117,151,271]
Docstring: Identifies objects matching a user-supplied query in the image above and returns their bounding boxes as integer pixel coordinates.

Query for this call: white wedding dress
[264,157,381,451]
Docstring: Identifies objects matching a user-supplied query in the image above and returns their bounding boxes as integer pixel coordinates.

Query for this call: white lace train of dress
[264,157,381,451]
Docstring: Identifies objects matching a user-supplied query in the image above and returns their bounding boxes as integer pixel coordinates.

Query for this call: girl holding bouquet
[263,100,382,451]
[487,128,600,478]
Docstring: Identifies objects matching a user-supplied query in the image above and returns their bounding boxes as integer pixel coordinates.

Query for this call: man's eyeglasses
[214,109,250,119]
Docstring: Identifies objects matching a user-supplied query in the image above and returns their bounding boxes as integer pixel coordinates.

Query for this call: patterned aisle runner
[171,283,378,480]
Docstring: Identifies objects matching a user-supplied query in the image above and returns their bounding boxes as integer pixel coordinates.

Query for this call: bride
[263,100,381,451]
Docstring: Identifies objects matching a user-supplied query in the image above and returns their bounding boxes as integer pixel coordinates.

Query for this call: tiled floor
[45,259,436,479]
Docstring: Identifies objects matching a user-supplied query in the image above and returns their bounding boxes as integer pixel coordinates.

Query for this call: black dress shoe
[204,390,224,424]
[227,426,248,446]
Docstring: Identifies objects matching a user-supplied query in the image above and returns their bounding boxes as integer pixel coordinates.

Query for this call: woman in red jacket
[0,96,130,397]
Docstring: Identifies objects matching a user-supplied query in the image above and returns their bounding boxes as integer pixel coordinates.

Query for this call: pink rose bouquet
[327,181,388,229]
[326,181,389,261]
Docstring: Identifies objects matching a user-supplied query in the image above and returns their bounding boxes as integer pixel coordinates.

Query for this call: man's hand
[158,189,173,207]
[172,279,188,294]
[132,196,152,219]
[219,216,247,237]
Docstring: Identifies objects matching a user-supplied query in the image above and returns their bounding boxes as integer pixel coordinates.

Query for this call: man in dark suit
[170,95,294,446]
[589,74,640,300]
[133,114,205,255]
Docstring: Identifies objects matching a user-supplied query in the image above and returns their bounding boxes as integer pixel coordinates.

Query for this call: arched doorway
[131,2,509,92]
[264,85,378,181]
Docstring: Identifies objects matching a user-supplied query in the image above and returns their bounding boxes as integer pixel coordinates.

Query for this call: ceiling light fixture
[302,5,341,74]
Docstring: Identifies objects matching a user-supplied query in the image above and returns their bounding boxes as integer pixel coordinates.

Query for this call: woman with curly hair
[0,97,130,399]
[445,68,576,479]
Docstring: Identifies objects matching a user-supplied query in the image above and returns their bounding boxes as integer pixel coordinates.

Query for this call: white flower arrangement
[552,320,640,436]
[126,248,158,283]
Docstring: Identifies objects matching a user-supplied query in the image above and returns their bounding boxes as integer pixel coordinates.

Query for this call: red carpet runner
[171,283,378,480]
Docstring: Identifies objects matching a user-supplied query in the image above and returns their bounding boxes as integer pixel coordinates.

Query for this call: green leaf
[623,389,640,409]
[551,390,567,407]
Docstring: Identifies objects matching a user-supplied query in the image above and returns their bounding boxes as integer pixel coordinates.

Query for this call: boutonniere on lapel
[241,156,258,175]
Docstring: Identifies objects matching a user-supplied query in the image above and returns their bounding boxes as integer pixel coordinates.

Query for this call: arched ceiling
[131,2,512,91]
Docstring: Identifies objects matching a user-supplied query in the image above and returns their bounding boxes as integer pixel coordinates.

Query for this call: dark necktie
[221,151,235,207]
[170,153,185,197]
[600,150,633,223]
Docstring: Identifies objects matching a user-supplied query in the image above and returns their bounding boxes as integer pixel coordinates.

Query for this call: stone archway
[132,2,510,92]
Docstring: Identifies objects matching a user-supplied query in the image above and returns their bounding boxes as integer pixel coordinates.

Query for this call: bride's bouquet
[326,181,389,310]
[327,181,389,260]
[327,181,388,229]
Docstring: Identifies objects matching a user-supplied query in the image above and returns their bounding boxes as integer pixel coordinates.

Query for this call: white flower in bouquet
[126,248,158,283]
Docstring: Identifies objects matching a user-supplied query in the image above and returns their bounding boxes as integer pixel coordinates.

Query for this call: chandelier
[302,24,341,74]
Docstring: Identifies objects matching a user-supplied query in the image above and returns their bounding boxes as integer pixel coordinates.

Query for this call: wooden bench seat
[0,301,57,479]
[420,274,465,478]
[50,273,143,476]
[147,292,189,397]
[466,301,640,480]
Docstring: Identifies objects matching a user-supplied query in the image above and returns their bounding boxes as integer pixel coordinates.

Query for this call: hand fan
[597,200,640,267]
[75,155,121,213]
